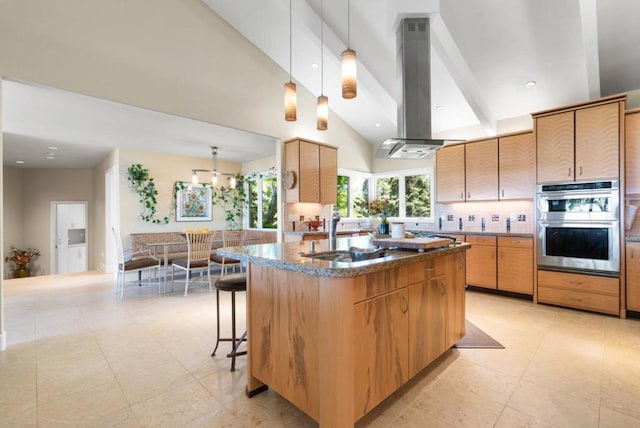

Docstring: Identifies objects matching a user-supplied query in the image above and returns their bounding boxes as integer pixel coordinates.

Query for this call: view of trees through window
[376,177,399,216]
[405,174,431,217]
[247,174,277,229]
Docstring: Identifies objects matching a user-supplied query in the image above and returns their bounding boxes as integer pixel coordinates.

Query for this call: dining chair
[210,230,246,276]
[170,231,216,296]
[112,227,161,300]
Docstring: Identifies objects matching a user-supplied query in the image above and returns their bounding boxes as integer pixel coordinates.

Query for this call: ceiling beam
[579,0,601,99]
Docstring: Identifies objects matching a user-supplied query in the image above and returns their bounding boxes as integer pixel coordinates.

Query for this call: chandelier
[191,146,237,189]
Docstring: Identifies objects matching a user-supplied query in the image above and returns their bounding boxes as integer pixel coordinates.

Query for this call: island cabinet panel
[626,242,640,311]
[299,141,321,202]
[536,111,575,183]
[465,235,497,289]
[353,288,409,418]
[408,277,445,377]
[575,102,619,180]
[445,253,467,349]
[436,144,465,202]
[465,139,498,201]
[248,265,320,420]
[319,144,338,204]
[497,237,533,294]
[499,132,535,199]
[626,111,640,194]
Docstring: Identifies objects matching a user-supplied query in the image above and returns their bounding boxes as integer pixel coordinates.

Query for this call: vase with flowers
[5,246,40,278]
[366,199,390,234]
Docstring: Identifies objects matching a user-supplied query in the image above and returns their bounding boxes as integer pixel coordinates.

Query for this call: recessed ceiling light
[311,63,318,69]
[375,123,381,127]
[15,160,24,164]
[435,105,444,111]
[525,81,536,88]
[48,146,58,150]
[46,156,55,160]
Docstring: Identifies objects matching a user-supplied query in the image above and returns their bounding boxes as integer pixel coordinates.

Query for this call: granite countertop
[407,230,534,238]
[217,235,470,278]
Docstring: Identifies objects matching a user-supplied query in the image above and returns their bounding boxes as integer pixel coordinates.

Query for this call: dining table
[144,239,187,291]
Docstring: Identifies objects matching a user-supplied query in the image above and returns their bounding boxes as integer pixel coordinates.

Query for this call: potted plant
[5,246,40,278]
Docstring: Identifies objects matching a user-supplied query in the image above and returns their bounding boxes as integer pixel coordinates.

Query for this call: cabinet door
[436,145,465,202]
[465,139,498,201]
[445,253,466,349]
[299,141,321,202]
[465,236,497,289]
[319,145,337,204]
[408,277,445,377]
[626,243,640,311]
[536,111,575,183]
[626,112,640,194]
[499,132,535,199]
[498,237,533,295]
[354,288,409,416]
[576,102,620,180]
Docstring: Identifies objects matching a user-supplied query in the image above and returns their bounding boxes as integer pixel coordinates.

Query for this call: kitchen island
[217,236,470,427]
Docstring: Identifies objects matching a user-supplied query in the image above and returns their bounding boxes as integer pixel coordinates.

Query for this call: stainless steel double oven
[536,180,620,276]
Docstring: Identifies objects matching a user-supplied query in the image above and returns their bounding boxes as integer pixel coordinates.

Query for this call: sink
[301,251,353,262]
[301,248,388,263]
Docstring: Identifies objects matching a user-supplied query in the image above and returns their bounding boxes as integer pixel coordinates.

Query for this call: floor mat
[453,320,504,349]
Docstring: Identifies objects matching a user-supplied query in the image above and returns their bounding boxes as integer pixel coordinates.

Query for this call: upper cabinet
[534,96,624,184]
[499,132,535,199]
[625,110,640,194]
[436,132,534,203]
[285,138,337,204]
[465,139,498,201]
[436,144,465,203]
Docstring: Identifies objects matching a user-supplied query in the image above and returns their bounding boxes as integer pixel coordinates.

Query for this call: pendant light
[317,0,328,131]
[284,0,297,121]
[191,146,237,189]
[341,0,357,99]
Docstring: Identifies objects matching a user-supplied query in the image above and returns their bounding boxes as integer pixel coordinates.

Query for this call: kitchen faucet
[328,211,340,250]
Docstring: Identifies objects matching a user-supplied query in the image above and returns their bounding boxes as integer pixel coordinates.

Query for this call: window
[246,173,277,229]
[337,167,434,221]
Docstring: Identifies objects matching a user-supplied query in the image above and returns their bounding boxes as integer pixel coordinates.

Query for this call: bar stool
[211,272,247,371]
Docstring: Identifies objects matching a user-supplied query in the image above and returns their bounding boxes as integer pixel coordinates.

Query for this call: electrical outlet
[468,215,475,221]
[491,215,500,221]
[518,214,526,222]
[447,215,454,221]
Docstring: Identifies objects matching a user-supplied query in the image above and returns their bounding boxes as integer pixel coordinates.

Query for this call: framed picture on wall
[176,184,212,222]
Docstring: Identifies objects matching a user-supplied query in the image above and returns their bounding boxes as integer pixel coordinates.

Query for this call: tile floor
[1,271,640,427]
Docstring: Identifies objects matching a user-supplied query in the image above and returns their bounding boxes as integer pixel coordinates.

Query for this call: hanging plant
[212,173,247,230]
[127,163,169,224]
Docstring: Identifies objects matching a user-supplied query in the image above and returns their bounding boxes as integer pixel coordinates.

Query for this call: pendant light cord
[289,0,292,82]
[347,0,350,48]
[320,0,324,95]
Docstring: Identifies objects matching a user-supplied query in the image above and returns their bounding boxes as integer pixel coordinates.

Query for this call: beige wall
[2,167,94,276]
[0,0,373,173]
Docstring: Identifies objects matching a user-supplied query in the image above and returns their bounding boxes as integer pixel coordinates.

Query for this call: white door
[53,202,88,274]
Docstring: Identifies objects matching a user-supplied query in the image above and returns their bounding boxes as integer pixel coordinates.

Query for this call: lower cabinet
[626,242,640,311]
[498,237,533,294]
[466,235,497,289]
[537,269,619,316]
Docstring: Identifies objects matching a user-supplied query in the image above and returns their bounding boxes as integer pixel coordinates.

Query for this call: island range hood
[377,18,461,159]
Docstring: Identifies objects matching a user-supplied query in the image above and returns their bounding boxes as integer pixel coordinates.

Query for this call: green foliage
[336,176,350,217]
[405,175,431,217]
[211,173,247,230]
[376,177,399,216]
[127,164,169,224]
[352,178,369,218]
[261,177,278,228]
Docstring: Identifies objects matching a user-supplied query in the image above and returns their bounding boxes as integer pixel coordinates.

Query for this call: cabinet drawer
[497,236,532,249]
[466,235,497,246]
[537,270,619,296]
[538,286,619,315]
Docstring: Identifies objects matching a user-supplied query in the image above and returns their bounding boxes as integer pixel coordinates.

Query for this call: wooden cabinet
[499,132,535,199]
[626,242,640,311]
[535,98,622,183]
[498,237,533,294]
[537,269,619,316]
[465,139,498,200]
[625,110,640,194]
[465,235,497,289]
[436,144,465,202]
[285,138,337,204]
[445,252,466,348]
[354,287,409,414]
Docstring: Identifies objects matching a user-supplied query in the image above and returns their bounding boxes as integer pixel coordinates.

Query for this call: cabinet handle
[569,280,583,286]
[579,166,583,176]
[500,250,503,260]
[501,189,504,197]
[467,192,471,199]
[460,192,464,199]
[458,254,465,271]
[491,250,495,260]
[568,168,571,177]
[440,279,447,295]
[632,249,636,259]
[511,240,520,244]
[401,295,409,314]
